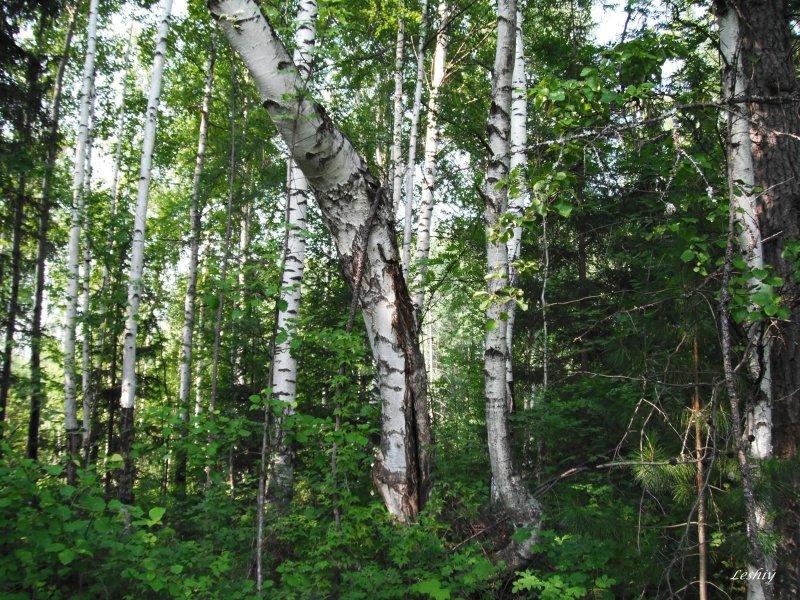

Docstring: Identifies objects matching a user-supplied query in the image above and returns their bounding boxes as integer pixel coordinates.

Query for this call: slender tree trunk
[483,0,540,569]
[718,5,780,597]
[733,2,800,596]
[206,72,237,489]
[504,8,527,409]
[210,0,432,521]
[390,6,405,212]
[119,0,174,504]
[81,80,96,461]
[175,41,215,497]
[693,337,708,600]
[63,0,99,483]
[268,0,318,504]
[0,174,26,439]
[411,0,448,325]
[402,0,429,276]
[28,5,77,461]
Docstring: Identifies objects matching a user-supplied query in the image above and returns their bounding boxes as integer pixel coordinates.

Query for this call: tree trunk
[119,0,174,504]
[390,6,405,213]
[209,0,432,521]
[176,40,215,497]
[402,0,429,276]
[411,0,448,325]
[206,70,237,488]
[63,0,99,483]
[735,1,800,596]
[483,0,541,569]
[504,8,527,409]
[719,6,775,597]
[81,79,96,461]
[28,6,77,461]
[269,0,318,503]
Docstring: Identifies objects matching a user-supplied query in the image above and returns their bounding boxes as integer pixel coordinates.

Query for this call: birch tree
[209,0,432,521]
[390,4,405,213]
[176,40,216,496]
[118,0,173,504]
[63,0,99,483]
[483,0,540,568]
[269,0,318,503]
[402,0,429,276]
[411,0,448,324]
[504,8,527,406]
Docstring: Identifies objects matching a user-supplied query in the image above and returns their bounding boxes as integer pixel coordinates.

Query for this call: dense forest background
[1,0,799,597]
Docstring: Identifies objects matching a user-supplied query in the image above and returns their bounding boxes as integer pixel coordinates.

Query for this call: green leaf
[680,249,695,262]
[58,549,76,565]
[414,578,451,599]
[486,319,497,331]
[148,506,166,524]
[169,564,183,575]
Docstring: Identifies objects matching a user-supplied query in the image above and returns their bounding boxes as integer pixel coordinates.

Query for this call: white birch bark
[411,0,448,323]
[176,41,215,493]
[719,7,773,598]
[119,0,173,503]
[210,0,432,521]
[390,7,405,213]
[269,0,318,502]
[402,0,429,276]
[64,0,99,477]
[504,9,527,407]
[81,80,96,451]
[484,0,540,568]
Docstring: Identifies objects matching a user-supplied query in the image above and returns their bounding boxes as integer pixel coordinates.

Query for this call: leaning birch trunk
[411,0,448,324]
[28,6,77,461]
[390,6,405,212]
[175,41,216,496]
[483,0,540,569]
[268,0,318,504]
[210,0,432,521]
[504,8,527,408]
[64,0,99,484]
[402,0,429,276]
[718,6,774,599]
[118,0,173,504]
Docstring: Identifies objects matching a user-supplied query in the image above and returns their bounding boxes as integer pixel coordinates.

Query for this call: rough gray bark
[209,0,432,521]
[735,1,800,596]
[483,0,541,569]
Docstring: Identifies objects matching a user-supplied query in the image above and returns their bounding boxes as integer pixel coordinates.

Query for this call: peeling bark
[210,0,432,521]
